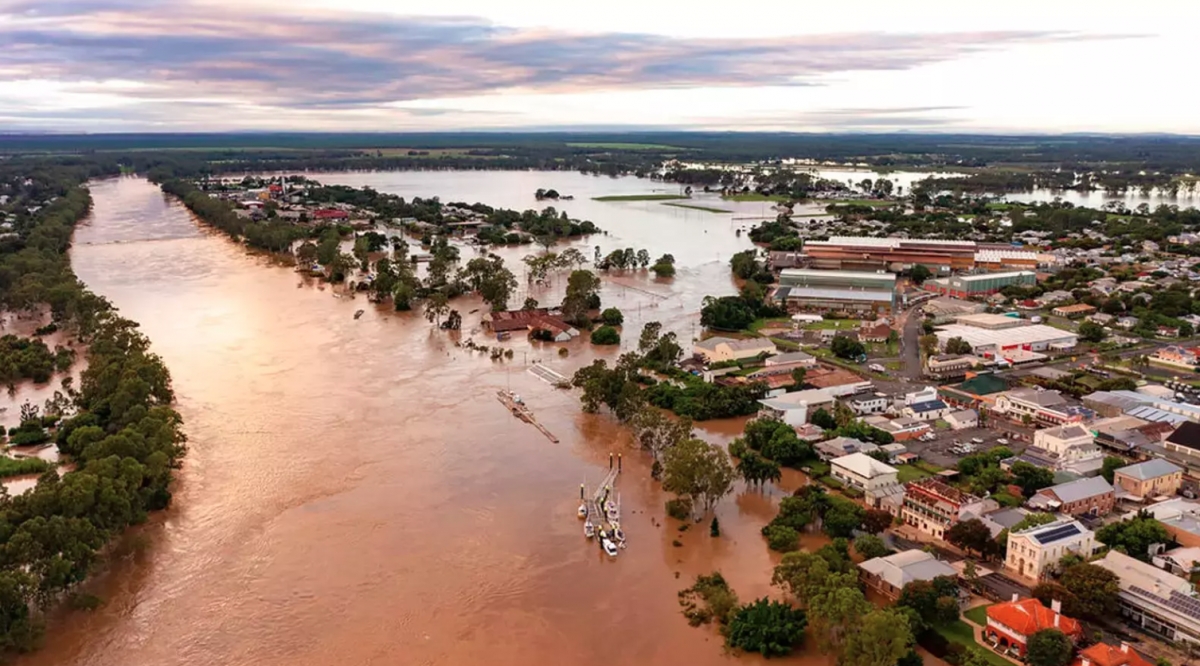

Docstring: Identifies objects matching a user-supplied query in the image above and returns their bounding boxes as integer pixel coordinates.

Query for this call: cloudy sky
[0,0,1195,133]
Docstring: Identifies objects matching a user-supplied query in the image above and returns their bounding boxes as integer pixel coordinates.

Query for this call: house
[1113,459,1184,500]
[1152,545,1200,578]
[815,436,875,461]
[858,321,894,343]
[763,351,817,369]
[1153,345,1200,368]
[529,316,580,342]
[925,354,975,381]
[1070,642,1154,666]
[848,393,889,415]
[879,442,908,464]
[1165,422,1200,459]
[1005,519,1096,581]
[483,308,577,340]
[1134,498,1200,548]
[693,337,777,364]
[757,389,837,427]
[1025,423,1104,475]
[1028,477,1115,517]
[944,409,979,430]
[858,550,958,600]
[985,597,1082,656]
[872,416,933,441]
[993,387,1083,427]
[1094,550,1200,645]
[831,452,901,506]
[1052,303,1097,318]
[312,208,349,220]
[1159,326,1181,339]
[904,399,951,422]
[901,477,998,540]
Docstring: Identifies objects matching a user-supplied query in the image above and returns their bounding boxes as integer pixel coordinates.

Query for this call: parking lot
[902,425,1032,469]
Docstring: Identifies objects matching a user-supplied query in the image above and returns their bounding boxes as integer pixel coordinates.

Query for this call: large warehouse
[933,324,1078,357]
[800,236,1039,273]
[924,270,1037,298]
[775,269,897,314]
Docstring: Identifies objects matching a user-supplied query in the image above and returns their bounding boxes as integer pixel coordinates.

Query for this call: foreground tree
[1059,563,1120,619]
[678,572,739,627]
[562,270,601,326]
[946,518,995,558]
[853,534,890,560]
[1026,629,1074,666]
[725,598,807,658]
[840,608,914,666]
[662,438,736,518]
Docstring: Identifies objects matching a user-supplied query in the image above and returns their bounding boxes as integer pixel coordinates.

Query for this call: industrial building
[924,270,1038,298]
[932,324,1077,358]
[774,269,896,314]
[800,236,1039,273]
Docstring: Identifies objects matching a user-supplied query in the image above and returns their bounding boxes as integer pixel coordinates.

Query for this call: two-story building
[1113,459,1184,501]
[1095,550,1200,646]
[985,597,1082,657]
[1028,477,1115,517]
[993,387,1082,426]
[901,477,998,540]
[1025,423,1105,476]
[1005,519,1096,582]
[692,336,777,364]
[858,550,958,600]
[831,452,902,508]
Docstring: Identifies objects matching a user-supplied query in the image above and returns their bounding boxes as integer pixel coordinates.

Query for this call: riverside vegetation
[0,164,187,653]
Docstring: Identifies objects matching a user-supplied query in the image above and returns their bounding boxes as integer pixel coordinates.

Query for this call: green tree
[725,598,807,658]
[1026,629,1074,666]
[897,576,960,630]
[678,572,739,626]
[662,438,736,518]
[699,295,758,331]
[1101,456,1126,484]
[1079,321,1107,343]
[459,254,518,311]
[831,335,866,360]
[590,325,621,345]
[562,270,601,326]
[1011,461,1055,496]
[944,336,973,355]
[840,608,915,666]
[862,509,893,535]
[853,534,890,560]
[1012,512,1058,533]
[946,518,995,558]
[807,572,870,652]
[910,264,932,285]
[822,497,865,538]
[810,408,836,430]
[1060,563,1120,619]
[1032,581,1081,619]
[1096,514,1171,561]
[599,307,624,326]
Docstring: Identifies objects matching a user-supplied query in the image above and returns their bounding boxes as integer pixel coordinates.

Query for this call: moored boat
[584,520,595,538]
[601,538,619,557]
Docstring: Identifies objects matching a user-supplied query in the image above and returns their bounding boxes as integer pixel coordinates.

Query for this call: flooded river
[23,173,841,666]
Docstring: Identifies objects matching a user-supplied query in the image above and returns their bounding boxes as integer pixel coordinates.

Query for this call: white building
[1094,550,1200,645]
[693,336,777,364]
[831,452,903,508]
[849,393,889,415]
[993,388,1079,427]
[757,388,836,427]
[859,550,958,600]
[1005,519,1096,581]
[1029,423,1104,475]
[933,324,1078,357]
[944,409,979,430]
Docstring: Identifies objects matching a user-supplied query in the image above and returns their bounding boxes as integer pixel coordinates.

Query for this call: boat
[613,526,626,543]
[584,520,595,539]
[577,503,587,519]
[354,309,365,319]
[601,538,619,557]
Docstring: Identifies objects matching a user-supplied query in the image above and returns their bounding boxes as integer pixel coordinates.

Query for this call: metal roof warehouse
[933,324,1078,355]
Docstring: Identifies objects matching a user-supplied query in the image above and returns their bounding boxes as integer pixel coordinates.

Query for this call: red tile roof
[1072,643,1153,666]
[313,209,349,219]
[988,598,1082,640]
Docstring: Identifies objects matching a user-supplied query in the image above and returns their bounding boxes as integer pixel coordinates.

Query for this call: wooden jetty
[495,390,559,443]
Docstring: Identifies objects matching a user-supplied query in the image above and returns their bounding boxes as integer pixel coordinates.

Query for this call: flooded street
[24,174,827,666]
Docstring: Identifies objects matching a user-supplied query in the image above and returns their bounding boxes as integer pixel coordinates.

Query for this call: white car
[971,438,984,444]
[996,438,1009,445]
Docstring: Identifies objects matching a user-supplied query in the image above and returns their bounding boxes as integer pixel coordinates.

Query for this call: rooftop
[782,286,895,303]
[955,270,1037,283]
[1037,476,1114,504]
[987,597,1082,638]
[695,336,776,353]
[908,399,948,413]
[1116,458,1183,482]
[1005,387,1069,408]
[1013,518,1092,546]
[933,324,1078,349]
[1071,642,1154,666]
[831,452,898,479]
[953,373,1009,396]
[858,550,957,591]
[779,268,898,282]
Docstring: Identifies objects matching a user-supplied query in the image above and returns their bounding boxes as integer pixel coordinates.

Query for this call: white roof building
[1094,550,1200,645]
[859,550,958,599]
[933,324,1078,356]
[693,336,777,364]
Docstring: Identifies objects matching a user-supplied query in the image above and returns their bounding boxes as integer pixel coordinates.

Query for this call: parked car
[996,438,1009,445]
[971,438,984,444]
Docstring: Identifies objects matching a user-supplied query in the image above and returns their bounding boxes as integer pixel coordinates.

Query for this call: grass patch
[936,620,1011,666]
[567,142,684,150]
[805,461,831,477]
[721,193,790,202]
[826,199,896,207]
[593,194,688,202]
[747,318,792,333]
[803,319,863,331]
[964,604,990,627]
[662,202,732,213]
[0,456,51,479]
[992,491,1022,507]
[885,361,905,371]
[896,465,932,483]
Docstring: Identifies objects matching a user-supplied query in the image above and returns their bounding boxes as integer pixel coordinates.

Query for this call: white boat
[577,503,587,519]
[584,521,595,539]
[601,538,619,557]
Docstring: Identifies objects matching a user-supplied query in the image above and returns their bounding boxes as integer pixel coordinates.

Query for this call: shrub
[762,524,800,552]
[726,598,807,658]
[591,325,621,345]
[557,347,569,357]
[666,497,693,520]
[600,308,624,326]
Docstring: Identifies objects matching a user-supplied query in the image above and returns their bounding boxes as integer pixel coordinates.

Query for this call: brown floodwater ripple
[23,174,840,666]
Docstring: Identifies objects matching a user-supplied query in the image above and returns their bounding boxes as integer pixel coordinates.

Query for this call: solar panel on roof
[1032,524,1082,545]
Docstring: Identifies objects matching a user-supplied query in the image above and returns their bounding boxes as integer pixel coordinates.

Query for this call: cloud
[0,0,1136,129]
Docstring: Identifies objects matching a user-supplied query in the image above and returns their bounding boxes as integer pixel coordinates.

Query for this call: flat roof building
[1094,550,1200,646]
[926,270,1038,298]
[933,324,1077,357]
[776,269,897,314]
[954,313,1033,330]
[802,236,978,273]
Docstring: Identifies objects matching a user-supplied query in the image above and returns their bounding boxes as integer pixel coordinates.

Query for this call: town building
[1028,477,1115,517]
[692,336,777,364]
[925,270,1038,299]
[858,550,958,600]
[800,236,978,273]
[483,308,578,340]
[924,298,987,324]
[1094,550,1200,646]
[985,597,1082,657]
[1090,415,1167,455]
[993,387,1085,427]
[774,269,897,314]
[1070,642,1154,666]
[1023,423,1104,475]
[1051,303,1098,318]
[1165,422,1200,459]
[756,389,837,426]
[901,478,997,540]
[955,313,1032,330]
[1152,545,1200,578]
[831,453,901,507]
[1152,345,1200,369]
[867,415,932,441]
[933,325,1077,359]
[944,409,979,430]
[940,373,1010,411]
[904,399,951,422]
[924,354,975,381]
[848,393,889,415]
[814,436,875,461]
[1113,459,1184,500]
[1085,391,1200,425]
[1134,498,1200,548]
[1005,519,1096,581]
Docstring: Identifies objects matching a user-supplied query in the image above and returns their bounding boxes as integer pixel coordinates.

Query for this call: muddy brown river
[11,173,865,666]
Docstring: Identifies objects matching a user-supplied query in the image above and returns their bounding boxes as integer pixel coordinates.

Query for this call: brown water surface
[22,174,836,666]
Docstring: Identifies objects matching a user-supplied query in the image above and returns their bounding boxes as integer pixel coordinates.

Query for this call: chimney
[1051,599,1062,614]
[1081,659,1091,666]
[1121,643,1130,654]
[1012,593,1019,602]
[1054,612,1060,628]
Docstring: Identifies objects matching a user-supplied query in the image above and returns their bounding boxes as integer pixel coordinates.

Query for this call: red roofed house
[985,597,1081,657]
[1072,642,1154,666]
[313,208,349,220]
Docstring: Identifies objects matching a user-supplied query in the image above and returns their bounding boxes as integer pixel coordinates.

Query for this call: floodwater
[24,173,840,666]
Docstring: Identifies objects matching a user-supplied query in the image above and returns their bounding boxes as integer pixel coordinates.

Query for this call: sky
[0,0,1196,134]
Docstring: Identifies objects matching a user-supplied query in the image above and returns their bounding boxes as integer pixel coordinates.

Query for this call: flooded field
[21,173,834,666]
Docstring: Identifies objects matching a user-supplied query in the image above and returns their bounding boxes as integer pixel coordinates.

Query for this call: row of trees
[0,168,187,652]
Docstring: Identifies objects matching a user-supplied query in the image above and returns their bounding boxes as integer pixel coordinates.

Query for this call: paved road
[899,306,924,380]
